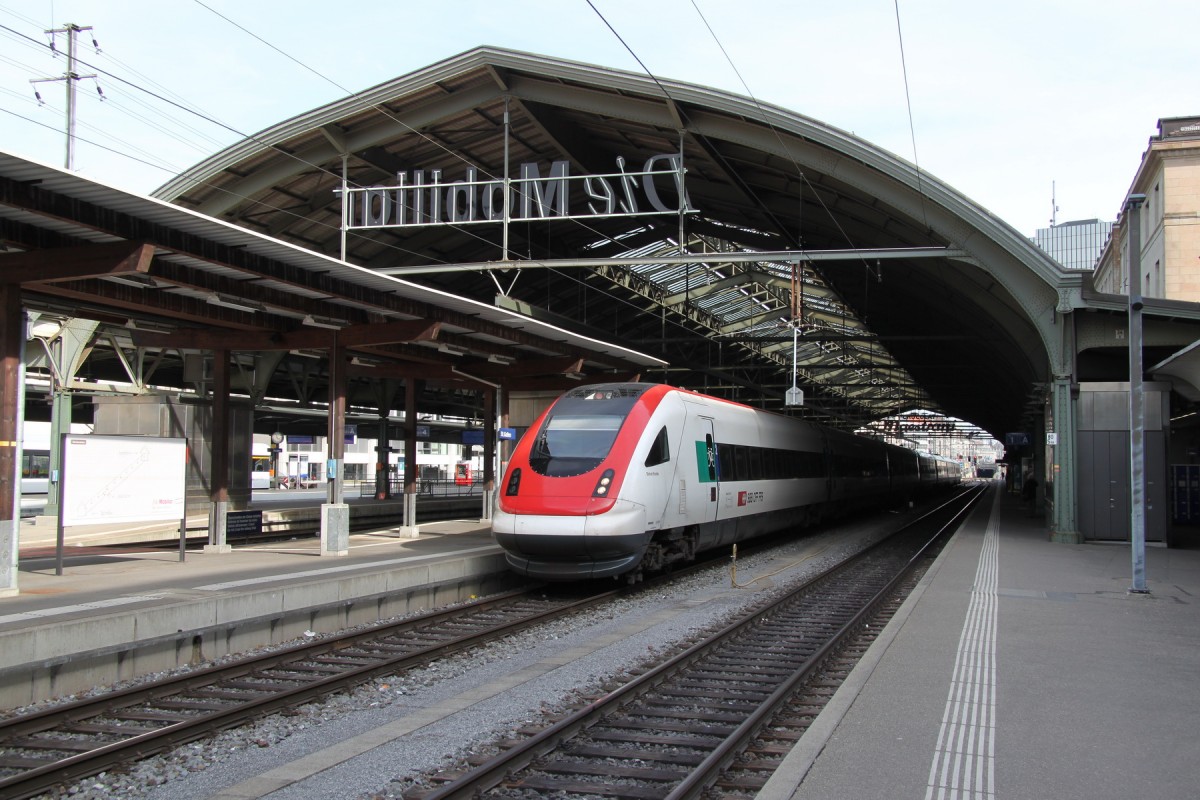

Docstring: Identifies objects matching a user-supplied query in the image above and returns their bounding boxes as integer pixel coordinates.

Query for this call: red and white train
[493,383,960,581]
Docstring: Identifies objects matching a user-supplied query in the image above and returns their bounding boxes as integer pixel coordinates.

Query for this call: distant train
[493,383,960,581]
[21,448,50,495]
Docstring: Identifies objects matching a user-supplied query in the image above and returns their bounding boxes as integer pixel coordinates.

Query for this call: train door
[693,416,720,525]
[665,409,720,534]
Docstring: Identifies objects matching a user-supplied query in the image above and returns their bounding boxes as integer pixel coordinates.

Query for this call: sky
[1,0,1196,238]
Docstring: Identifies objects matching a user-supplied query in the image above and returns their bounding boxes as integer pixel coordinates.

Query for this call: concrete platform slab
[758,482,1200,800]
[0,518,513,708]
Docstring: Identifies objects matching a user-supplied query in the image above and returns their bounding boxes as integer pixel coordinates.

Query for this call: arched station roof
[155,46,1074,437]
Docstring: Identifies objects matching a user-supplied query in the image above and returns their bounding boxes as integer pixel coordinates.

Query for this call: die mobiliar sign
[342,154,693,230]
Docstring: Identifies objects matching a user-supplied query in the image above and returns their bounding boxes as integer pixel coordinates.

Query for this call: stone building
[1094,116,1200,300]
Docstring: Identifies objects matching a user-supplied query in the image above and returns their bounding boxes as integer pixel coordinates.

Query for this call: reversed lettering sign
[342,154,694,230]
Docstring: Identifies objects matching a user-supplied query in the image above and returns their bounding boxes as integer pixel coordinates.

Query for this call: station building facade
[1094,116,1200,300]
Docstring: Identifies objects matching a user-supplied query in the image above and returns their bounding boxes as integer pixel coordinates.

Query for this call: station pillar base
[203,544,232,554]
[320,503,349,556]
[396,491,419,538]
[1049,529,1083,544]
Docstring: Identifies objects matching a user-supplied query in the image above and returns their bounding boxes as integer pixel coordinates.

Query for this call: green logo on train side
[694,441,718,483]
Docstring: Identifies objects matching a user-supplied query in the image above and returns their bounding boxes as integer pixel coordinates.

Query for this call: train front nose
[492,500,650,580]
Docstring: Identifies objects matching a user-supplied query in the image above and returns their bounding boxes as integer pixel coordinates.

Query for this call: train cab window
[645,426,670,467]
[529,413,625,477]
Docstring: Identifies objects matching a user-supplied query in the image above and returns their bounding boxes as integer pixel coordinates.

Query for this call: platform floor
[0,513,510,710]
[3,517,499,627]
[758,483,1200,800]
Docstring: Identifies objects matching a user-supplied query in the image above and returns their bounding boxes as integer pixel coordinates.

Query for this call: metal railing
[348,478,485,499]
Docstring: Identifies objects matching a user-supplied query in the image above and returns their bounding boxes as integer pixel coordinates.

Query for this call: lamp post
[1125,193,1148,594]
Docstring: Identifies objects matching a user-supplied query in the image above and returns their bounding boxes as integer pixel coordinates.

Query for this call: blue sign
[417,425,430,438]
[462,428,517,444]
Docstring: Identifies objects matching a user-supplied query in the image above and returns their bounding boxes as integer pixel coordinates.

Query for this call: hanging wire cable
[5,5,661,270]
[1,21,519,259]
[684,0,928,414]
[893,0,929,231]
[689,0,873,269]
[1,102,455,265]
[0,23,342,179]
[186,1,653,268]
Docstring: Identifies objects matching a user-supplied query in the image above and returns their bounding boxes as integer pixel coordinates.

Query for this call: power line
[0,21,502,261]
[188,1,648,265]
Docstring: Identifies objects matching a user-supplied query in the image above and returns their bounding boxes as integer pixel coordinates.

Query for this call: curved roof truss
[153,46,1082,436]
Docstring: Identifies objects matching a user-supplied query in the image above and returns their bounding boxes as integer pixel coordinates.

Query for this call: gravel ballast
[29,514,907,800]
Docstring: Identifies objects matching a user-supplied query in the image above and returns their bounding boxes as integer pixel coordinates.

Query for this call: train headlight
[505,468,522,496]
[592,468,615,497]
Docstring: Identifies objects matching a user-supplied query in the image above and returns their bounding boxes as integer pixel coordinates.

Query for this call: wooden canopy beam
[1,241,155,284]
[129,319,441,352]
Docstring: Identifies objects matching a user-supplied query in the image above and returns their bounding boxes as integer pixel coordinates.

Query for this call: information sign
[60,435,187,526]
[226,510,264,540]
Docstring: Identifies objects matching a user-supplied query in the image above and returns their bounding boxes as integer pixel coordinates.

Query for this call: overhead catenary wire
[893,0,930,232]
[0,20,476,263]
[186,1,653,271]
[5,3,925,420]
[0,16,506,257]
[681,0,927,412]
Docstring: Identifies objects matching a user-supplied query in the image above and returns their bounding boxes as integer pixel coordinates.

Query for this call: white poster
[61,435,187,526]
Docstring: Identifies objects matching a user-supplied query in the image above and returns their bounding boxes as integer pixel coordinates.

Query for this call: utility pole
[31,23,100,170]
[28,23,101,523]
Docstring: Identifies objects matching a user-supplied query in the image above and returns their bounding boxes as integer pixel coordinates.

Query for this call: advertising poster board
[61,435,187,526]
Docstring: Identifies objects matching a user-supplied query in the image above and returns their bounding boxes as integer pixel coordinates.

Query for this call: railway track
[0,489,978,799]
[408,485,985,799]
[0,586,621,800]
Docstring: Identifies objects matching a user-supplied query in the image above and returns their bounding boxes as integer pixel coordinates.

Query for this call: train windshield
[529,390,639,477]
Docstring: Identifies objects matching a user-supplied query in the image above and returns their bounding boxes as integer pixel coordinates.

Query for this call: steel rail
[0,586,620,800]
[666,485,986,799]
[0,543,744,800]
[418,485,985,799]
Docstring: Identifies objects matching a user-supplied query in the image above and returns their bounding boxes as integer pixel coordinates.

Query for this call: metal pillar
[205,349,231,554]
[374,378,398,501]
[482,387,496,522]
[43,385,70,519]
[1126,194,1149,593]
[398,381,420,537]
[1049,373,1080,542]
[0,290,24,596]
[375,416,391,500]
[321,340,349,556]
[38,321,97,522]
